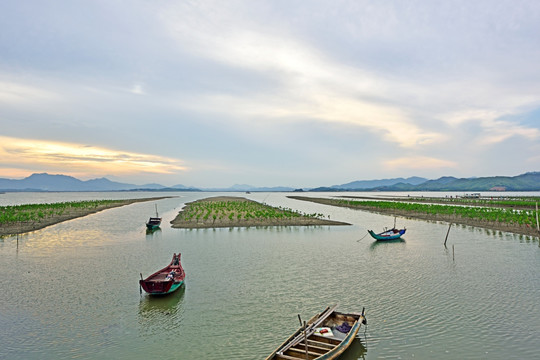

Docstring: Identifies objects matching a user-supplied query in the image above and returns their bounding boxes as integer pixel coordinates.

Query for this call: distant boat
[368,228,406,241]
[140,253,185,295]
[146,204,162,230]
[265,304,367,360]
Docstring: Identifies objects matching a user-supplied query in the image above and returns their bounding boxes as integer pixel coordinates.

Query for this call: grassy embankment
[363,195,540,211]
[289,196,540,237]
[0,197,171,236]
[170,196,349,228]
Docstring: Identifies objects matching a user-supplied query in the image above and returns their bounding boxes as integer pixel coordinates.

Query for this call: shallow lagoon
[1,192,539,359]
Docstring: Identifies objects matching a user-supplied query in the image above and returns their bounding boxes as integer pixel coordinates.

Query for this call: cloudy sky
[1,0,539,188]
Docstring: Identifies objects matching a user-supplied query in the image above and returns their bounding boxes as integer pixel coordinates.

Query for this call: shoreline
[170,196,350,229]
[336,195,539,211]
[0,196,173,237]
[289,196,540,238]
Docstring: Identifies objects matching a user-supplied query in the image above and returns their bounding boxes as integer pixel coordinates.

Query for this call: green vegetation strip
[170,196,349,228]
[289,196,540,238]
[386,196,540,210]
[0,197,171,236]
[1,200,127,224]
[338,199,538,227]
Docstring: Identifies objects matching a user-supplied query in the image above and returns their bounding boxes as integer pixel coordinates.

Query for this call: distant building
[489,186,506,191]
[463,193,481,198]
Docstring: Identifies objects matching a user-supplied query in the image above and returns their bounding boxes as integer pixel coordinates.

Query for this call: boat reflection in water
[339,337,367,360]
[138,285,186,334]
[145,227,162,237]
[369,238,405,251]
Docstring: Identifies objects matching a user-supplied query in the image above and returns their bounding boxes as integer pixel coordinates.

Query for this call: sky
[1,0,539,188]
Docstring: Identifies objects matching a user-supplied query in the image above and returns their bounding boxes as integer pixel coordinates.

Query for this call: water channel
[0,192,539,359]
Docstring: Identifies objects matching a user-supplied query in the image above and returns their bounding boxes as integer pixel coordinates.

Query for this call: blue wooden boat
[139,253,185,295]
[265,304,367,360]
[368,227,406,241]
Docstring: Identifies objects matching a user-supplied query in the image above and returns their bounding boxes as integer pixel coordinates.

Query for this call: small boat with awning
[146,204,162,230]
[265,304,367,360]
[140,253,185,295]
[368,227,406,241]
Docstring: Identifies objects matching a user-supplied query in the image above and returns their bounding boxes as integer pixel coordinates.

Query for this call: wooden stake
[444,223,452,247]
[536,201,540,232]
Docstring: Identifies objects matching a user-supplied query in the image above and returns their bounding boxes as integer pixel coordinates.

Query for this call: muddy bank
[0,197,173,237]
[289,196,540,238]
[336,195,539,211]
[170,196,349,229]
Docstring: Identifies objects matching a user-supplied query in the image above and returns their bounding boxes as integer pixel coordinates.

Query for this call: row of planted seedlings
[405,196,540,209]
[0,200,127,225]
[338,199,539,228]
[181,200,325,223]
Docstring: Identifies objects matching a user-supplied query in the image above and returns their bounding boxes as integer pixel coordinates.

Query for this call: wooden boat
[139,253,185,295]
[266,304,367,360]
[368,227,406,241]
[146,204,162,230]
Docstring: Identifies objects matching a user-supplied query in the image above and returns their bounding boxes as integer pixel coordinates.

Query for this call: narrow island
[170,196,349,229]
[288,196,540,238]
[0,197,172,236]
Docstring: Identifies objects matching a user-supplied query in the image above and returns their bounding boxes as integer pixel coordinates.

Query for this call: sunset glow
[0,136,185,179]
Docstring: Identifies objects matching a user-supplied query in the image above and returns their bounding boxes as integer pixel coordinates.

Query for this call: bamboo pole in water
[536,201,540,232]
[444,223,452,247]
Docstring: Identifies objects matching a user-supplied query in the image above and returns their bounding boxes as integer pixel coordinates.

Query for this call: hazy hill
[0,173,199,192]
[376,172,540,191]
[0,173,138,191]
[332,176,427,190]
[1,172,538,192]
[204,184,295,192]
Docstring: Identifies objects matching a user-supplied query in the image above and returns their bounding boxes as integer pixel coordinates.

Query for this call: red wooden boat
[140,253,185,295]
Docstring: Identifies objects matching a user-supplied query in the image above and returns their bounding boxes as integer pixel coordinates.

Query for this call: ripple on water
[1,192,539,359]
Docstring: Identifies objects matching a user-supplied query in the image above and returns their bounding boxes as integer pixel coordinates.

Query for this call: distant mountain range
[311,172,540,192]
[312,176,428,191]
[0,173,201,192]
[0,172,539,192]
[383,172,540,192]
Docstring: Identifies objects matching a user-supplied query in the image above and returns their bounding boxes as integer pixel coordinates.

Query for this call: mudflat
[170,196,349,229]
[0,197,172,236]
[289,196,540,238]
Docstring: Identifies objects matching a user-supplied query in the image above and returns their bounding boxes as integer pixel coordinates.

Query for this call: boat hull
[140,253,185,295]
[266,305,366,360]
[368,228,406,241]
[146,217,162,229]
[139,279,184,295]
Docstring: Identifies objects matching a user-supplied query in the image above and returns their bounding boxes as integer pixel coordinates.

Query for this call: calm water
[0,192,539,360]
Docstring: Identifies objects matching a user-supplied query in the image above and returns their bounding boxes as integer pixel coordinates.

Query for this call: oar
[279,305,338,354]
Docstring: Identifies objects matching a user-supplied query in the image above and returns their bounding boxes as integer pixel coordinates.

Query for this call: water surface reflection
[138,285,186,335]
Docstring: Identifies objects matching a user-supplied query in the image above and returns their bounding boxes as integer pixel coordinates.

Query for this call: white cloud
[130,83,145,95]
[0,80,59,104]
[1,0,539,185]
[0,136,186,178]
[160,3,446,148]
[384,156,458,170]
